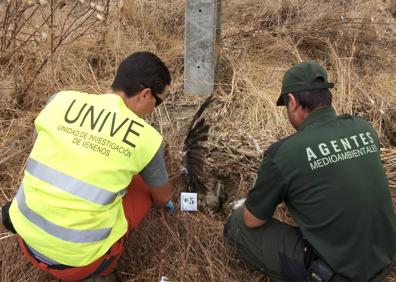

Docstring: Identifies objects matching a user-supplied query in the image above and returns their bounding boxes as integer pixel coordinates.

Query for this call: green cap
[276,60,334,106]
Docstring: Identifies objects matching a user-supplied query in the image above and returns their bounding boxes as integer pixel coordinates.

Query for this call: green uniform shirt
[245,107,396,280]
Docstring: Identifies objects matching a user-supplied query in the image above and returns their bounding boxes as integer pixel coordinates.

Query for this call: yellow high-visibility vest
[10,91,162,266]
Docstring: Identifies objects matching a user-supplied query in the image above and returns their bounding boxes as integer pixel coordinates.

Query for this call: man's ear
[287,93,299,112]
[138,88,151,103]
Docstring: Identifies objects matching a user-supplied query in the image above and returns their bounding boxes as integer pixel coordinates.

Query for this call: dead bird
[180,95,227,211]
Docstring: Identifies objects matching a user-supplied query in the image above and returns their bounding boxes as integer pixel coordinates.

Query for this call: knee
[223,215,232,241]
[223,207,244,242]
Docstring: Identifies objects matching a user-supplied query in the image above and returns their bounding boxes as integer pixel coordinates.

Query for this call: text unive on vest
[64,99,144,149]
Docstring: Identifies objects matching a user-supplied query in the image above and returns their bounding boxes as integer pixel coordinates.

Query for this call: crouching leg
[224,207,306,282]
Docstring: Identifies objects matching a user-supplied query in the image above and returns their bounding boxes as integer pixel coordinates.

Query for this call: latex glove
[166,200,174,215]
[232,198,246,210]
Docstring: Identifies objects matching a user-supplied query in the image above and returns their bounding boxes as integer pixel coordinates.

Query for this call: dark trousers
[224,207,306,282]
[224,207,394,282]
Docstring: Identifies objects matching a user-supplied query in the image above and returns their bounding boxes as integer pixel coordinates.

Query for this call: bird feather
[182,95,214,192]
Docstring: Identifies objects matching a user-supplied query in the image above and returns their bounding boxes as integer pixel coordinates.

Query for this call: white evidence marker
[180,192,198,211]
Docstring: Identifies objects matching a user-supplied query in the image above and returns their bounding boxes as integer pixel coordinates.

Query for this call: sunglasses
[140,84,163,107]
[151,92,163,107]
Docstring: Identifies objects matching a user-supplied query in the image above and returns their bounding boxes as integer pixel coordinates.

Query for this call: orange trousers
[18,175,153,281]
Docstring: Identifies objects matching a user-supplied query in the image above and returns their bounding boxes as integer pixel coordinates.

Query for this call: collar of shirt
[298,107,337,131]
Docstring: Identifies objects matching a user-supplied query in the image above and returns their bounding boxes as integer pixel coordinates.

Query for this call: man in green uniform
[224,61,396,281]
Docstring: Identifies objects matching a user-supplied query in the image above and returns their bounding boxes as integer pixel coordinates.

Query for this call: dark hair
[282,77,332,112]
[111,52,171,97]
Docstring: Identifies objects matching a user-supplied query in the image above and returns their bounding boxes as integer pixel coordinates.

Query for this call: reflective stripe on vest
[26,158,126,205]
[25,243,61,265]
[9,92,163,266]
[16,184,111,243]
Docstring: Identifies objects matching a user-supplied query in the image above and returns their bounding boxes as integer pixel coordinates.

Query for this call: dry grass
[1,0,395,281]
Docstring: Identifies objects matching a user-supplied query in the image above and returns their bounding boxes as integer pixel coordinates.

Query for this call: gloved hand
[165,200,174,215]
[231,198,246,210]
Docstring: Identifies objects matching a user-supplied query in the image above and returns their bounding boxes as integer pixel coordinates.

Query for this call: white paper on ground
[160,276,170,282]
[180,192,198,211]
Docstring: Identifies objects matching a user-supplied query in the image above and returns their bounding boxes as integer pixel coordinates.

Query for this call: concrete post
[184,0,221,96]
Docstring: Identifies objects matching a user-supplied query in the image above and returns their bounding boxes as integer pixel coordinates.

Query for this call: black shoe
[1,202,16,233]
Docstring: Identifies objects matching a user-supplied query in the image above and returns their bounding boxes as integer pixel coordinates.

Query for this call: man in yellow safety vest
[1,51,173,281]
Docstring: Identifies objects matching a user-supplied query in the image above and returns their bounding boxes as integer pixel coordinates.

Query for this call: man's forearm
[243,204,267,228]
[150,182,172,207]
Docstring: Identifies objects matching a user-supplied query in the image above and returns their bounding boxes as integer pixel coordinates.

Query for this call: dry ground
[0,0,396,281]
